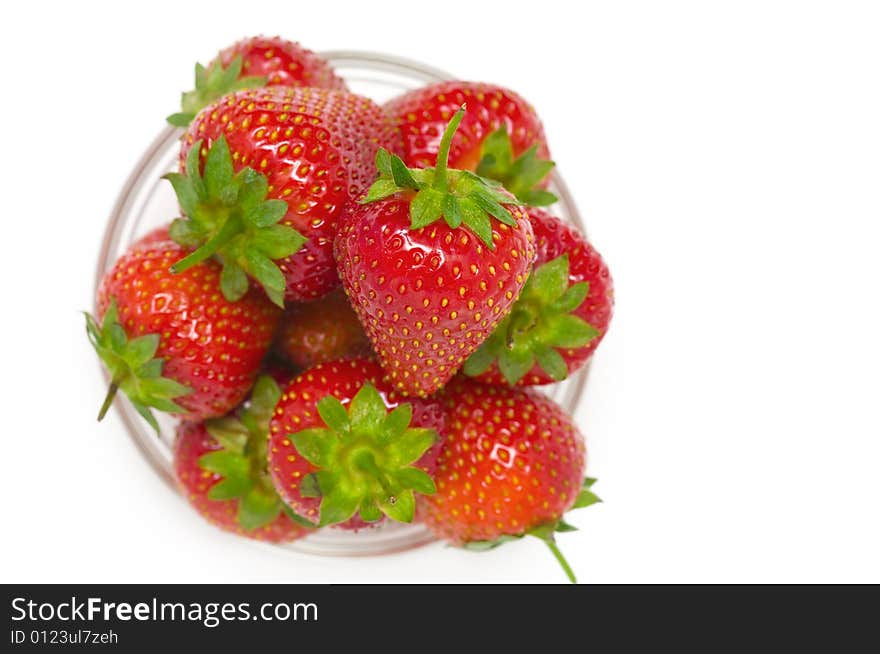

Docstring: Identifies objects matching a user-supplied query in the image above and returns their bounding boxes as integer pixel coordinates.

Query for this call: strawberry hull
[268,359,447,528]
[180,87,403,302]
[175,421,308,543]
[470,209,614,386]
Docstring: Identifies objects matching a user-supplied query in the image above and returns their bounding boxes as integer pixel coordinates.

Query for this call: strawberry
[422,377,600,583]
[167,35,346,127]
[170,86,402,304]
[275,289,372,370]
[335,107,536,397]
[463,208,614,385]
[86,231,280,430]
[174,375,312,542]
[386,81,557,206]
[136,225,172,245]
[268,359,446,528]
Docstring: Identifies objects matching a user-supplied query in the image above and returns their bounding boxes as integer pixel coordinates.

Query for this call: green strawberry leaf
[475,127,558,207]
[237,488,282,531]
[387,429,437,467]
[574,477,603,508]
[167,54,267,128]
[199,451,249,478]
[534,345,568,382]
[207,475,253,501]
[378,489,416,523]
[497,347,535,386]
[552,281,590,314]
[316,395,351,433]
[85,300,191,432]
[463,535,522,551]
[347,383,387,433]
[282,503,320,528]
[290,428,337,469]
[358,502,384,523]
[394,467,436,496]
[318,485,361,527]
[382,403,413,440]
[555,519,579,533]
[219,263,249,302]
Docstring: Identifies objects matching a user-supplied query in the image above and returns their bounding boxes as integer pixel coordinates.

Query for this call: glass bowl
[95,51,590,556]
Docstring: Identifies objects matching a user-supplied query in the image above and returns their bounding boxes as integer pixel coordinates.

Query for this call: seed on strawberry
[422,377,600,583]
[87,231,280,430]
[275,289,372,370]
[177,87,402,303]
[175,375,313,542]
[268,359,446,528]
[167,35,346,128]
[463,208,614,385]
[335,106,536,397]
[386,81,557,206]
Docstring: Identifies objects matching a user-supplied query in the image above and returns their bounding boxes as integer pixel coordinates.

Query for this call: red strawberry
[87,232,280,429]
[275,289,372,369]
[174,376,312,542]
[336,107,536,397]
[463,208,614,385]
[170,87,402,304]
[386,81,557,206]
[268,359,446,528]
[422,377,600,583]
[167,35,346,127]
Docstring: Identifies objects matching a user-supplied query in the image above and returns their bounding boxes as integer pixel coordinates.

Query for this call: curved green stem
[544,539,577,584]
[506,306,537,347]
[432,105,466,193]
[171,215,240,274]
[97,379,121,421]
[353,450,394,498]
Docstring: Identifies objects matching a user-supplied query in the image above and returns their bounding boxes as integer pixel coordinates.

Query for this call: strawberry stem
[97,378,121,421]
[432,105,466,193]
[544,539,577,584]
[287,383,437,526]
[353,450,394,498]
[171,216,240,274]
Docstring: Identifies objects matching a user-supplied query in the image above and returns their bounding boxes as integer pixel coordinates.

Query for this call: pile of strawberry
[87,36,613,582]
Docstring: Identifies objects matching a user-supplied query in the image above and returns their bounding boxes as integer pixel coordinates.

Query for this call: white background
[1,0,878,583]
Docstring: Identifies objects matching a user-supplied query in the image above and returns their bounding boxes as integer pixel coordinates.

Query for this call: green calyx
[463,254,600,384]
[199,376,313,531]
[85,299,191,433]
[475,127,557,207]
[291,382,438,527]
[164,135,306,307]
[167,55,267,128]
[360,105,519,250]
[463,477,602,584]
